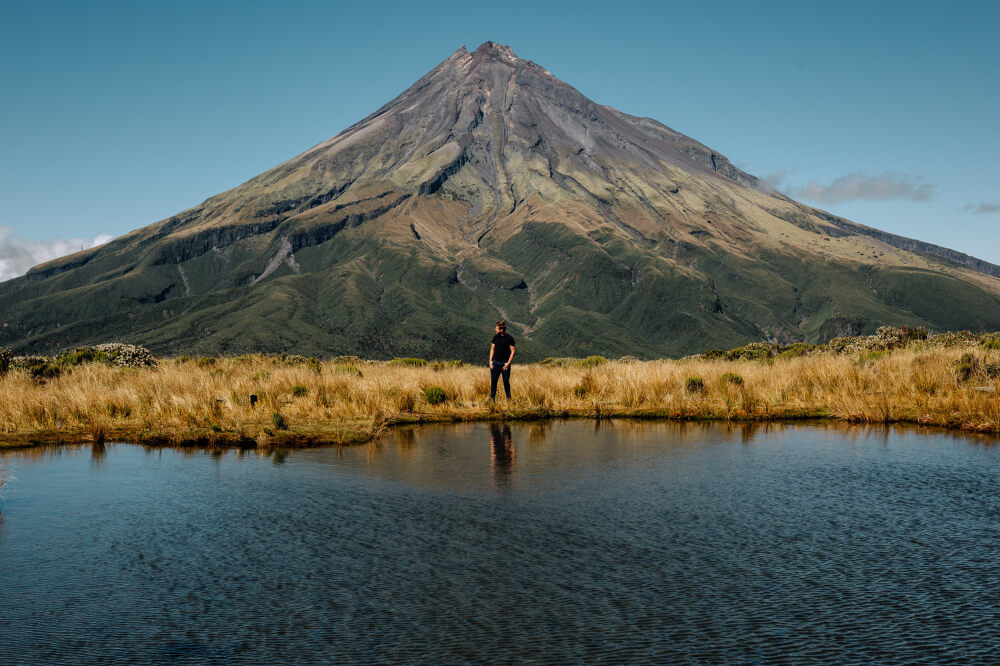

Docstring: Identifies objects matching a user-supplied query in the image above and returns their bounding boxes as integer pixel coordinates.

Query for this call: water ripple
[0,421,998,663]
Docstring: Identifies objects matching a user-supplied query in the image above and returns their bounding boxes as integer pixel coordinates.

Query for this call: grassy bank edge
[4,405,996,453]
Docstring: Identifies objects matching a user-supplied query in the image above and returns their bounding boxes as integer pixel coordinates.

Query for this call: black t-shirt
[492,333,516,362]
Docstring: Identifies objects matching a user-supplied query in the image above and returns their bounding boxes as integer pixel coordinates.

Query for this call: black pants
[490,362,511,399]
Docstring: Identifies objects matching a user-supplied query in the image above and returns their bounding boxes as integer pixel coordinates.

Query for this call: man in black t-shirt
[489,320,516,401]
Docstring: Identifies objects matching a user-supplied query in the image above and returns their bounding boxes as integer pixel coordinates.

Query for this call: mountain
[4,42,1000,360]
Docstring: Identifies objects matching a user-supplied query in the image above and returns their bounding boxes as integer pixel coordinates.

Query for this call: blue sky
[1,0,997,277]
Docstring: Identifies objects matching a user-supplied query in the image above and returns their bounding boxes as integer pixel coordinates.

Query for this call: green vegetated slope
[3,42,1000,361]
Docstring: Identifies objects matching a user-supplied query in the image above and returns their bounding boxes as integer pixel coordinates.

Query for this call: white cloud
[964,201,1000,215]
[758,169,792,194]
[787,171,935,204]
[0,226,112,282]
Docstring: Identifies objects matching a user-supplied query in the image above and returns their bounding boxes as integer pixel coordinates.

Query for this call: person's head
[495,320,507,335]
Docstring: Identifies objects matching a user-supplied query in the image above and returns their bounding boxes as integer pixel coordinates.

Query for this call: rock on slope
[4,42,1000,359]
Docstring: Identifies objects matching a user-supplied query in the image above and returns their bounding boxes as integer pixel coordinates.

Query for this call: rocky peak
[471,41,519,63]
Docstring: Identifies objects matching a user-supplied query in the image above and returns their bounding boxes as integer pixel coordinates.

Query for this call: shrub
[927,331,976,347]
[292,385,308,397]
[197,357,216,368]
[271,412,288,430]
[827,336,859,354]
[333,355,362,365]
[573,384,588,398]
[281,354,311,365]
[424,386,447,405]
[728,342,776,362]
[831,326,929,355]
[721,372,743,386]
[431,360,464,371]
[776,343,822,359]
[0,347,12,375]
[685,376,705,393]
[538,357,571,367]
[55,347,110,368]
[93,343,157,368]
[389,358,427,367]
[335,365,363,377]
[980,334,1000,351]
[11,355,50,371]
[26,360,61,380]
[576,355,608,368]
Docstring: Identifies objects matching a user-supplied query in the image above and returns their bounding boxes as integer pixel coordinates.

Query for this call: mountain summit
[5,43,1000,359]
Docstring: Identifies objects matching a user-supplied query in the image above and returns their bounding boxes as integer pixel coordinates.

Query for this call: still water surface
[1,421,998,663]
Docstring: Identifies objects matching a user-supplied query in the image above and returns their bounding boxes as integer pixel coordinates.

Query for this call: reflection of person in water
[490,423,515,485]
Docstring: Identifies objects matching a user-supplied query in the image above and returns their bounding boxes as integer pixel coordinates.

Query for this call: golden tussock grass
[0,346,998,450]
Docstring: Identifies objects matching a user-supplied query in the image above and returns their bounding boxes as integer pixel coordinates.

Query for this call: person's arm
[489,342,495,367]
[504,344,515,369]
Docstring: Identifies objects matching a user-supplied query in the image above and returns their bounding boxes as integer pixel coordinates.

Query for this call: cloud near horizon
[964,201,1000,215]
[0,226,112,282]
[780,171,936,204]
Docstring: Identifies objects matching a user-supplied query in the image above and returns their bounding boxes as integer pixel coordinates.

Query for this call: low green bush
[685,376,705,393]
[424,386,447,405]
[389,358,427,367]
[271,412,288,430]
[721,372,743,386]
[292,385,308,397]
[575,355,608,368]
[56,347,110,368]
[333,355,362,365]
[980,334,1000,351]
[335,365,363,377]
[775,343,822,359]
[19,358,62,380]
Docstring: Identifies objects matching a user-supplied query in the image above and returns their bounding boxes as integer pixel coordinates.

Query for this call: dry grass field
[2,338,1000,450]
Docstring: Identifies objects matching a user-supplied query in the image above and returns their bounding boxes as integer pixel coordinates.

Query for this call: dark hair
[496,320,506,330]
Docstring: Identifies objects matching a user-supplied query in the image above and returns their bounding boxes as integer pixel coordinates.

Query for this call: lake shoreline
[3,341,1000,451]
[3,408,998,452]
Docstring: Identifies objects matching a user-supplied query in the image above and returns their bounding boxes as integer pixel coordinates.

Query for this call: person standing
[489,320,516,401]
